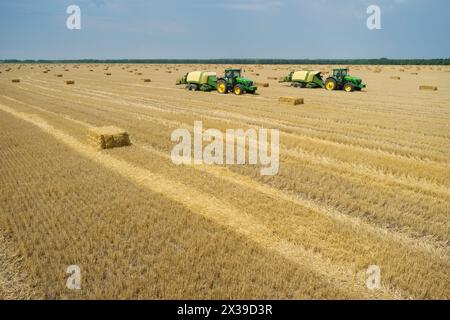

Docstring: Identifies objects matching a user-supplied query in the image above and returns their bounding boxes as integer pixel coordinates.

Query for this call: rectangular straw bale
[66,80,75,85]
[255,82,269,87]
[11,79,20,83]
[88,126,131,149]
[419,85,438,91]
[278,96,304,105]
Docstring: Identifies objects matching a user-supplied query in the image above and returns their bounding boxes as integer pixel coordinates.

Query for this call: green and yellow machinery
[216,69,257,95]
[279,70,325,88]
[281,68,366,92]
[324,69,366,92]
[176,71,218,91]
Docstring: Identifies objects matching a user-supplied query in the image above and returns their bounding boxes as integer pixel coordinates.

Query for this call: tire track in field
[66,85,450,164]
[60,75,450,141]
[1,96,447,258]
[0,102,403,300]
[2,89,449,220]
[11,80,450,169]
[21,75,450,157]
[3,91,449,205]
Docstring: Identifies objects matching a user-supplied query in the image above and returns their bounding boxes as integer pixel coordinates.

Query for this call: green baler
[279,70,325,88]
[176,71,218,91]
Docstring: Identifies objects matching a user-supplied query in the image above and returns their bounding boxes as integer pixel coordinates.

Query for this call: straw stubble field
[0,64,449,299]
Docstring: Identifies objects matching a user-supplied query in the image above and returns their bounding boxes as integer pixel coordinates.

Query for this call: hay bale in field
[143,79,152,82]
[373,69,382,73]
[105,73,112,76]
[390,76,401,80]
[66,80,75,85]
[11,79,20,83]
[267,76,278,80]
[56,74,63,77]
[278,96,304,105]
[419,85,438,91]
[136,72,143,75]
[255,82,269,87]
[410,72,418,75]
[88,126,131,149]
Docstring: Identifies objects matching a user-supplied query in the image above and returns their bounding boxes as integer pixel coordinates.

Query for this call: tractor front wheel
[233,84,243,95]
[344,83,355,92]
[325,78,337,91]
[217,80,228,94]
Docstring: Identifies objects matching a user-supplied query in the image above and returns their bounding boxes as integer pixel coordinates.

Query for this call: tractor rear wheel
[233,84,243,95]
[344,83,354,92]
[217,80,228,94]
[325,78,337,91]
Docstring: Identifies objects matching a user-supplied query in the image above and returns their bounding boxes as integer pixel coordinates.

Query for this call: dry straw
[66,80,75,85]
[88,126,131,149]
[255,82,269,87]
[419,85,438,91]
[390,76,401,80]
[279,96,304,105]
[143,79,152,82]
[11,79,20,83]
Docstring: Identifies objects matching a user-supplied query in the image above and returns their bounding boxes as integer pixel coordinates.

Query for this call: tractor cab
[333,68,348,80]
[224,69,242,80]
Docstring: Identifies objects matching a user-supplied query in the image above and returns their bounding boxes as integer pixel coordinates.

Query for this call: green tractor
[216,69,257,95]
[324,69,366,92]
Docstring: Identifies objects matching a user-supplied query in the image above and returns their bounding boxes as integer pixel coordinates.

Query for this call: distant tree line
[1,58,449,65]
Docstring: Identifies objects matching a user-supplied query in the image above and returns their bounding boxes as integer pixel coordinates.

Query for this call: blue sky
[0,0,449,59]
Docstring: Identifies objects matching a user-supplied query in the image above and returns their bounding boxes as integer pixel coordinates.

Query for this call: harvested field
[0,64,449,300]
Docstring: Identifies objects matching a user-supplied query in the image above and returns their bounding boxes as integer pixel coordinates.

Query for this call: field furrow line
[0,102,403,300]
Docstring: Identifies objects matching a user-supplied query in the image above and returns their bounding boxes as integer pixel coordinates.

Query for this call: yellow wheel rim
[326,82,335,90]
[344,85,351,92]
[234,87,241,95]
[218,83,226,93]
